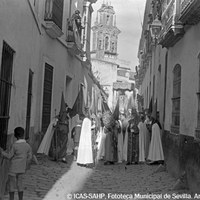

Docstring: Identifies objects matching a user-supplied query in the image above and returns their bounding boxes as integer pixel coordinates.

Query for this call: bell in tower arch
[106,14,110,25]
[105,36,109,50]
[111,41,115,53]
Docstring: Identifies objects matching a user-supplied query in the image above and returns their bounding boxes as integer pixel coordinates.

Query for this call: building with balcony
[0,0,106,197]
[136,0,200,192]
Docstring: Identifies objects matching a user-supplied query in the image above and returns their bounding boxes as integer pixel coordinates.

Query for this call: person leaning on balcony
[0,127,32,200]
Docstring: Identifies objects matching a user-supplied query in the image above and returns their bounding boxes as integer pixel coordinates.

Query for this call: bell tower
[91,2,121,59]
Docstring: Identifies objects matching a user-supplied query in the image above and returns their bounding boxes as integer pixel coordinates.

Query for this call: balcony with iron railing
[158,0,184,48]
[44,0,64,39]
[66,10,85,57]
[113,82,134,91]
[139,45,151,73]
[134,65,146,89]
[179,0,200,25]
[144,29,154,54]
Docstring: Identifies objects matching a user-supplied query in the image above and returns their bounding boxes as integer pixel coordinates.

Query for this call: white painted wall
[139,21,200,137]
[0,0,41,134]
[0,0,98,137]
[164,23,200,136]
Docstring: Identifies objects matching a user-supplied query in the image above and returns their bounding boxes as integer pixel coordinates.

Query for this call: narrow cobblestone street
[3,155,191,200]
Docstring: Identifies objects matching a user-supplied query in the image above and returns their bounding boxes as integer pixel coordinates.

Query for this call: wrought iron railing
[161,0,175,29]
[180,0,194,12]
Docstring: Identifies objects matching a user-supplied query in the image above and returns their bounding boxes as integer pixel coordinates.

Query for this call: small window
[111,42,115,52]
[105,36,109,50]
[98,39,102,50]
[106,15,109,25]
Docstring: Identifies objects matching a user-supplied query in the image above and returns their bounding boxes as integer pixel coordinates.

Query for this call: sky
[91,0,146,71]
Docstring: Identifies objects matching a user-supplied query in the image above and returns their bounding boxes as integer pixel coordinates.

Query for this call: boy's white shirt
[2,139,30,159]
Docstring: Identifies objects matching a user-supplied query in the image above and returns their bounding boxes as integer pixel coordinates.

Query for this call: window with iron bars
[0,42,15,150]
[42,63,53,133]
[25,69,33,140]
[195,55,200,139]
[171,64,181,134]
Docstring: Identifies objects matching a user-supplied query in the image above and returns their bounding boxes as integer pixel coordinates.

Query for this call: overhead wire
[136,0,143,29]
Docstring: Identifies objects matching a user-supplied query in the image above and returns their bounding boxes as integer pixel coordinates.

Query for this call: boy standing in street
[0,127,32,200]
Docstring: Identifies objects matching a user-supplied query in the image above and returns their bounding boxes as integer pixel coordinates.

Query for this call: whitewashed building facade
[136,0,200,192]
[0,0,107,197]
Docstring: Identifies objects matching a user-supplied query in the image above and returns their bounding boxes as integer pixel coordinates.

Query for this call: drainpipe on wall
[162,51,168,130]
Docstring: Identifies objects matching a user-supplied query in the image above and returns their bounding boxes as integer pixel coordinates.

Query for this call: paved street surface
[3,155,192,200]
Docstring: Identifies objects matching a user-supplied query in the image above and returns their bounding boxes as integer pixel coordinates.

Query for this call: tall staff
[54,109,58,161]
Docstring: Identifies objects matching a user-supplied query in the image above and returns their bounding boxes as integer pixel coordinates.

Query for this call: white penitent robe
[148,123,164,161]
[77,117,93,164]
[117,120,123,163]
[144,120,151,159]
[97,127,106,160]
[37,118,58,155]
[138,121,148,162]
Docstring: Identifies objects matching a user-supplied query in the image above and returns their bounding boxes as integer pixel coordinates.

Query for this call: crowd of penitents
[71,107,164,167]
